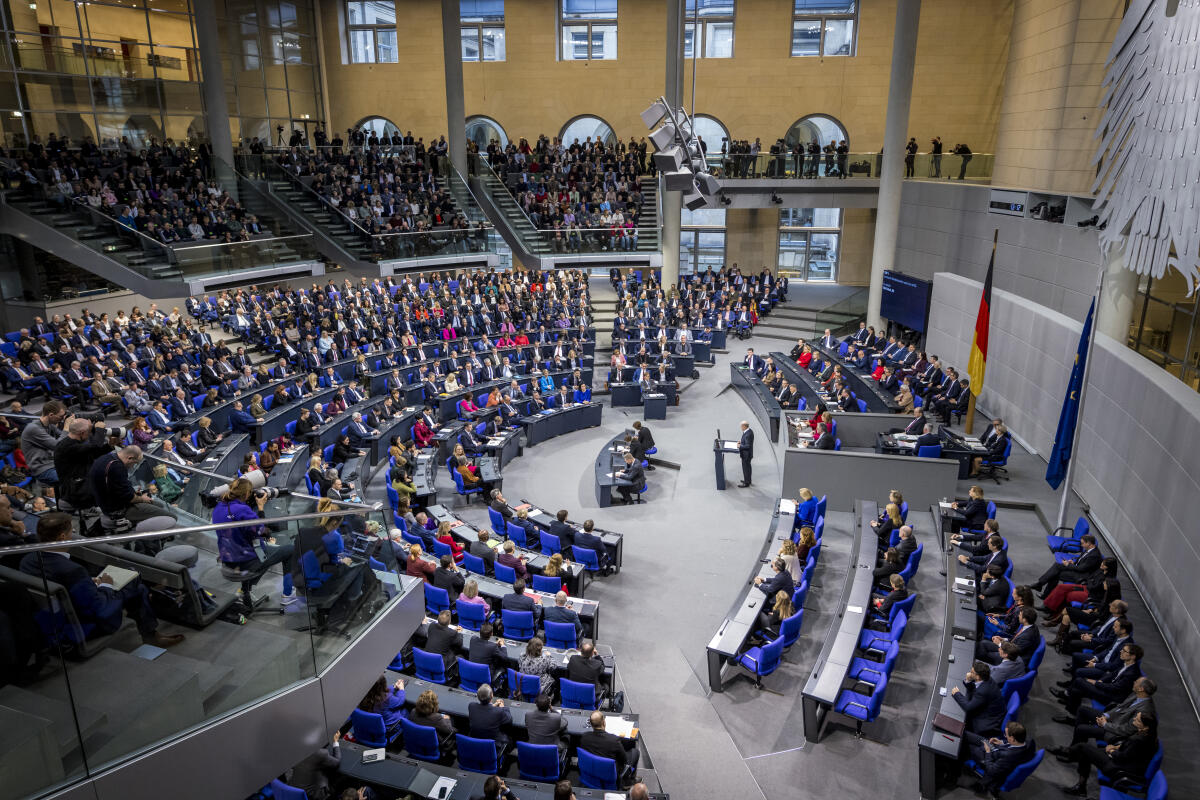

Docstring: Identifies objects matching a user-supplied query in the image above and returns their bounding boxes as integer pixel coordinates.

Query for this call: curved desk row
[809,342,901,413]
[339,739,668,800]
[424,504,587,598]
[518,504,624,575]
[520,401,604,448]
[801,499,878,742]
[729,364,781,443]
[705,500,788,691]
[918,505,982,799]
[770,351,831,410]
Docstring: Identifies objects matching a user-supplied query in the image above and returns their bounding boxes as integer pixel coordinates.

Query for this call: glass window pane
[562,0,618,20]
[683,23,694,58]
[681,207,726,226]
[376,29,397,62]
[687,0,736,17]
[781,207,840,227]
[481,26,505,60]
[591,24,616,59]
[562,25,588,59]
[695,231,726,271]
[561,115,615,147]
[794,0,854,11]
[791,20,820,56]
[778,231,808,272]
[461,0,505,23]
[705,21,733,57]
[822,18,854,55]
[349,29,374,62]
[808,233,838,280]
[692,116,726,151]
[361,1,396,25]
[461,27,480,60]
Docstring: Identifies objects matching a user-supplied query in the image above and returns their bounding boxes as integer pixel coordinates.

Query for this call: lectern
[713,433,741,490]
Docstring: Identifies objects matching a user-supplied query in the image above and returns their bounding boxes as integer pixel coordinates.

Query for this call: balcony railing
[0,481,415,799]
[705,151,994,182]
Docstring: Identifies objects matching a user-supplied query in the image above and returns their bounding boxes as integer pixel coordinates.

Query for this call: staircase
[636,176,660,253]
[264,175,377,267]
[751,295,866,342]
[588,278,618,390]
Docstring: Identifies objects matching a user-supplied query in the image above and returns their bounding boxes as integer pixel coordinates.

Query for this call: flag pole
[1054,263,1106,531]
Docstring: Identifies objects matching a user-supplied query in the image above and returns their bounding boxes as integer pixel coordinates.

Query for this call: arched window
[560,115,616,149]
[784,114,848,150]
[466,115,508,149]
[691,114,728,154]
[355,116,401,142]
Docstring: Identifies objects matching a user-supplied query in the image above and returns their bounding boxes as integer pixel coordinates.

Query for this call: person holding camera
[213,477,297,608]
[52,417,111,511]
[88,445,176,532]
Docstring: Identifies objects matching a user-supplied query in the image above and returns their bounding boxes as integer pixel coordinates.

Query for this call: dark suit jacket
[423,622,462,667]
[19,551,126,635]
[579,729,629,773]
[433,566,465,601]
[904,414,927,435]
[573,529,608,565]
[813,432,836,450]
[1008,624,1042,664]
[738,427,754,458]
[978,576,1011,613]
[912,431,941,452]
[468,701,512,742]
[757,570,795,608]
[979,739,1038,791]
[525,709,568,746]
[501,590,540,620]
[954,678,1006,735]
[468,637,506,672]
[549,519,576,549]
[967,549,1008,577]
[567,654,605,687]
[1063,546,1102,579]
[543,604,583,638]
[468,540,496,572]
[618,462,645,489]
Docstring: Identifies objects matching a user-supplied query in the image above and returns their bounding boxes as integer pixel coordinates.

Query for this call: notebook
[100,565,140,591]
[605,716,639,739]
[932,712,965,737]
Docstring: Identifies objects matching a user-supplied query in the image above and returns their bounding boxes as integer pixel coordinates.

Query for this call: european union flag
[1045,300,1095,490]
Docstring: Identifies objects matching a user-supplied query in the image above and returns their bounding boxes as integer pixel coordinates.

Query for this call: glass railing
[0,489,411,799]
[9,42,194,82]
[704,151,994,182]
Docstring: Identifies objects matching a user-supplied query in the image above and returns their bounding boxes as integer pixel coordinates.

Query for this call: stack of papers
[100,565,140,591]
[605,716,639,739]
[779,498,797,516]
[721,440,740,449]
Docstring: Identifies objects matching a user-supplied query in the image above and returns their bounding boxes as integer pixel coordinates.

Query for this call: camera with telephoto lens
[254,486,289,500]
[106,425,126,440]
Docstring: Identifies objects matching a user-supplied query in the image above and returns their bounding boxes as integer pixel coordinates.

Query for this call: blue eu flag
[1045,300,1095,490]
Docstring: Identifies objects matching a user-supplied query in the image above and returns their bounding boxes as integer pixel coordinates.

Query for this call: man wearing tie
[743,349,763,376]
[737,420,754,488]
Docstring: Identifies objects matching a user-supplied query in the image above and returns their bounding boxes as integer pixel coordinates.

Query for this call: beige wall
[723,208,776,272]
[319,0,1013,151]
[991,0,1124,193]
[838,207,876,285]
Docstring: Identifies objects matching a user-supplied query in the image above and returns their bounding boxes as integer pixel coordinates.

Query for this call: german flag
[967,232,996,397]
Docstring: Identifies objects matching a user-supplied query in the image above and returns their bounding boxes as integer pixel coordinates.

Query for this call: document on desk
[605,716,638,739]
[604,794,627,800]
[429,777,457,797]
[939,501,954,511]
[779,498,797,516]
[100,565,140,591]
[721,440,740,449]
[487,437,504,445]
[846,605,864,615]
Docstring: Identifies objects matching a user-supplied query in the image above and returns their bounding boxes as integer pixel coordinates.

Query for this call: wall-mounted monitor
[881,270,932,333]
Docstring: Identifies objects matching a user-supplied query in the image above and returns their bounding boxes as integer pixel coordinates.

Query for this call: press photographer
[212,476,297,610]
[87,445,177,533]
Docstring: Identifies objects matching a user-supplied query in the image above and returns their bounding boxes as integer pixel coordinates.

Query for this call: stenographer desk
[593,433,639,508]
[801,499,878,742]
[918,505,980,798]
[705,500,789,690]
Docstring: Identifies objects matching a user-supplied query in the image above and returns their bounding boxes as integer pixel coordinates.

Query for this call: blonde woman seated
[870,502,903,546]
[779,539,803,584]
[443,371,461,393]
[458,579,490,613]
[755,590,795,641]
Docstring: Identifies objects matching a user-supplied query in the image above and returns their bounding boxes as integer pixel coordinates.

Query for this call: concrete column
[660,0,685,289]
[192,0,234,169]
[441,0,467,176]
[867,0,921,330]
[1097,239,1136,342]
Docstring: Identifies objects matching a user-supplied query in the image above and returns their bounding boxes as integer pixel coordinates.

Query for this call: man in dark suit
[228,400,260,434]
[963,721,1038,799]
[468,683,513,758]
[977,606,1040,665]
[1052,644,1144,714]
[959,535,1008,577]
[469,529,497,574]
[952,661,1006,736]
[614,452,645,505]
[284,738,342,800]
[743,348,764,375]
[566,639,605,691]
[902,407,927,435]
[543,591,584,642]
[573,519,611,574]
[432,554,465,602]
[501,578,541,623]
[632,420,654,453]
[20,513,184,647]
[1053,676,1157,748]
[911,424,941,454]
[1061,601,1127,656]
[1066,618,1134,675]
[977,564,1012,614]
[754,558,794,612]
[1031,535,1101,594]
[489,489,514,520]
[990,642,1026,685]
[737,420,754,487]
[549,509,576,549]
[579,710,639,784]
[525,693,569,753]
[894,526,918,563]
[808,422,835,450]
[423,609,462,672]
[467,622,506,681]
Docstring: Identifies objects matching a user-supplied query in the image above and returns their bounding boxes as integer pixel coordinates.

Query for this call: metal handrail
[169,232,316,252]
[469,154,542,234]
[68,196,178,265]
[260,157,375,238]
[0,507,374,556]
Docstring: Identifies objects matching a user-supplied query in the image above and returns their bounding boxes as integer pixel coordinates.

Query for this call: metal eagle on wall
[1092,0,1200,291]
